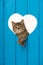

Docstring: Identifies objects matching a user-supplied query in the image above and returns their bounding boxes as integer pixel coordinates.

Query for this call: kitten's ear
[12,21,15,27]
[21,19,24,24]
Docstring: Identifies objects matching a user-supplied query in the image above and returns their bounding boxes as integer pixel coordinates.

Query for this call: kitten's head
[12,19,25,34]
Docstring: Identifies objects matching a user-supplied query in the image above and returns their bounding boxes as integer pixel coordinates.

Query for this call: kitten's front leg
[18,38,25,46]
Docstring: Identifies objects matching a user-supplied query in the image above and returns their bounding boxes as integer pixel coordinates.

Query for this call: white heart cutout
[8,13,37,34]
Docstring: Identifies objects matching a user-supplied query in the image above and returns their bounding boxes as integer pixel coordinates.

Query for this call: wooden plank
[0,0,3,65]
[28,0,39,65]
[15,0,28,65]
[40,0,43,65]
[4,0,16,65]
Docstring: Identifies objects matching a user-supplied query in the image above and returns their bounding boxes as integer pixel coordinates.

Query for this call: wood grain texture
[28,0,39,65]
[0,0,3,65]
[40,0,43,65]
[4,0,16,65]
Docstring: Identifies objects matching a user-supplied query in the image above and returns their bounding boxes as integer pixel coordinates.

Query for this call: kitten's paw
[18,39,22,43]
[18,40,25,46]
[21,42,25,47]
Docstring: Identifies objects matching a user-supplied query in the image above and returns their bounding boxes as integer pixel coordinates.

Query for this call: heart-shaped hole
[8,13,37,34]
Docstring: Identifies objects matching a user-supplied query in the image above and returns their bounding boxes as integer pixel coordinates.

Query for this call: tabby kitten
[12,19,29,46]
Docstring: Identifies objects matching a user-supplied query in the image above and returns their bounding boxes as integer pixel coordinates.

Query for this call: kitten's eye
[16,26,17,28]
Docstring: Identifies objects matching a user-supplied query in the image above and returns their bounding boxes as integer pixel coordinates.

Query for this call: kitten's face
[12,20,25,34]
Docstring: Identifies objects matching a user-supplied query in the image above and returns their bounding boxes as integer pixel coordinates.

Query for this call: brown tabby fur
[12,19,29,46]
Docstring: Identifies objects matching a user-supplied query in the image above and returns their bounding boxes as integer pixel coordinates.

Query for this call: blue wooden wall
[0,0,43,65]
[0,0,3,65]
